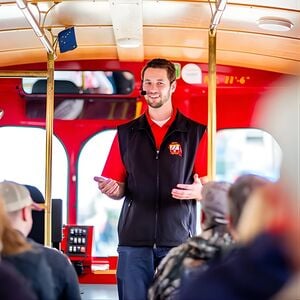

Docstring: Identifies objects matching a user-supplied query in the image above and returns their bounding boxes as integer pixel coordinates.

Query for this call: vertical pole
[44,52,55,247]
[207,29,217,181]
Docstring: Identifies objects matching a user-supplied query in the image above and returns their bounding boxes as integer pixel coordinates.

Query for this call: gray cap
[201,181,231,225]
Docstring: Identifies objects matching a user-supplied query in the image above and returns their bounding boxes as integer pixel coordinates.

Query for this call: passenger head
[0,196,31,255]
[227,174,270,239]
[141,58,176,84]
[0,181,42,237]
[201,181,231,236]
[252,77,300,269]
[253,76,299,200]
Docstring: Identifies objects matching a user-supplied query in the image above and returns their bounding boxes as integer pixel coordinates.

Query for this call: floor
[80,284,118,300]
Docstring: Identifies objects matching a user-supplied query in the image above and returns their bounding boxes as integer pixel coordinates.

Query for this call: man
[0,180,82,300]
[94,58,207,300]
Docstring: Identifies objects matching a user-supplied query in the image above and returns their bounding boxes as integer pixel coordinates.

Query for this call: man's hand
[171,174,203,201]
[94,176,125,200]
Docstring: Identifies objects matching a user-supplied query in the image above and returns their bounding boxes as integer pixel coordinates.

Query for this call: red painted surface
[0,60,290,222]
[0,60,292,284]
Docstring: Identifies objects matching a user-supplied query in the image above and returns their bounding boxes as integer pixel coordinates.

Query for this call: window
[22,71,136,120]
[216,128,282,182]
[77,129,122,257]
[0,126,68,222]
[23,71,134,95]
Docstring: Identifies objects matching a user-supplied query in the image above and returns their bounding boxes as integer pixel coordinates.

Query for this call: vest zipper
[154,149,160,247]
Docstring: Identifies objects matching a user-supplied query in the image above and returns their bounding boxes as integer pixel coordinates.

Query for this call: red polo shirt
[102,110,207,181]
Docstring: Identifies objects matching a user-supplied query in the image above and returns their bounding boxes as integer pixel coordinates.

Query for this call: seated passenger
[148,181,233,300]
[179,180,297,300]
[0,189,55,300]
[149,174,270,300]
[0,180,81,300]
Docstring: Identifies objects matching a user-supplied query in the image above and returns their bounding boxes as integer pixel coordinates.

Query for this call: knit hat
[0,180,42,212]
[201,181,231,225]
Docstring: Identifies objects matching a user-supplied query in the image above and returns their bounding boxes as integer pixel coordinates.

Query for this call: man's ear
[171,80,177,93]
[22,206,30,221]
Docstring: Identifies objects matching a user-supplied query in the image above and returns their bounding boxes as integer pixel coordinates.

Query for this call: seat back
[31,79,80,94]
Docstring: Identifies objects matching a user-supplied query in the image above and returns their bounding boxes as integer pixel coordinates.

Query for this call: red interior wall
[0,60,291,224]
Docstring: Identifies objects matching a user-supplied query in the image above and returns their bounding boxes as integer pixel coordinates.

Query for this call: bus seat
[26,185,44,244]
[31,79,80,94]
[25,185,63,249]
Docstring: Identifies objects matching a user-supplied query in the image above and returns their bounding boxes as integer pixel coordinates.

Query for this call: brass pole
[207,29,217,181]
[0,71,48,77]
[44,52,55,247]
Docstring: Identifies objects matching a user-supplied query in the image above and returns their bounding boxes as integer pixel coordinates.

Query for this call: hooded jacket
[117,110,206,247]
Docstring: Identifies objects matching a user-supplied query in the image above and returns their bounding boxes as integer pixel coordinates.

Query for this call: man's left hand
[171,174,203,201]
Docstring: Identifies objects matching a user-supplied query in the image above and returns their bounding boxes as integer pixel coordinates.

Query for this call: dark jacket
[30,240,81,300]
[117,111,206,247]
[3,247,55,300]
[179,233,292,300]
[0,261,37,300]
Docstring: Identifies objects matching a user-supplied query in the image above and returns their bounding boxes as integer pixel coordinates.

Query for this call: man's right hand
[94,176,125,200]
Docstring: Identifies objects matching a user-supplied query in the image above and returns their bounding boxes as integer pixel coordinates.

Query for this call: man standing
[94,58,207,300]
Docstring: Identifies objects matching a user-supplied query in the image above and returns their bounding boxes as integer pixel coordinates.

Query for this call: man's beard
[146,89,171,108]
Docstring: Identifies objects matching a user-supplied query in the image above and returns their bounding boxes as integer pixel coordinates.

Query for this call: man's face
[142,68,176,108]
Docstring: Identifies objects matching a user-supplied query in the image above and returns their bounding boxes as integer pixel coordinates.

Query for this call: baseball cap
[0,180,42,212]
[201,181,231,225]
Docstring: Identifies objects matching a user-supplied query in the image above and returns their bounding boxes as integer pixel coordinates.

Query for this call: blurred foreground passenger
[0,180,82,300]
[0,260,37,300]
[179,182,298,300]
[0,190,55,300]
[179,76,300,300]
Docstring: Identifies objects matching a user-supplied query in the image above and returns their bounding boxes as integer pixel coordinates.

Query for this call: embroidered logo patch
[168,142,182,157]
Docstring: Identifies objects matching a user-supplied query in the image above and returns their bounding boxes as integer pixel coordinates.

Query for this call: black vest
[117,111,206,247]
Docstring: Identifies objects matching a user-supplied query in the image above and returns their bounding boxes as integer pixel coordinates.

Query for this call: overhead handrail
[16,0,55,55]
[207,0,227,180]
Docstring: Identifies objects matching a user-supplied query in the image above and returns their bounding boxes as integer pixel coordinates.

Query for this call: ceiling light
[257,17,294,32]
[109,0,143,49]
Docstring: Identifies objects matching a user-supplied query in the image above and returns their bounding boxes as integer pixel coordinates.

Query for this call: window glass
[22,71,137,120]
[22,71,134,95]
[216,128,282,182]
[0,126,68,222]
[77,129,122,257]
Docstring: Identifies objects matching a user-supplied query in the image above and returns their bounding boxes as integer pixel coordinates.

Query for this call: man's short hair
[141,58,176,83]
[228,174,269,229]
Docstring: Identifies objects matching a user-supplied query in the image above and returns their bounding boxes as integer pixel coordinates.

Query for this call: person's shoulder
[42,246,73,265]
[118,113,147,130]
[29,239,72,265]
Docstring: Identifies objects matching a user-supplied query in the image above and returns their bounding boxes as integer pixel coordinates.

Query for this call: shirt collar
[145,108,177,128]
